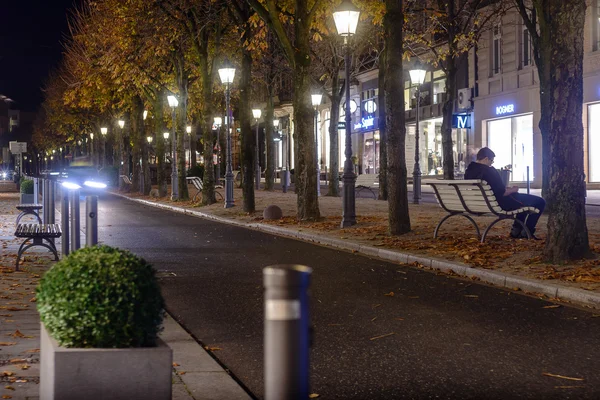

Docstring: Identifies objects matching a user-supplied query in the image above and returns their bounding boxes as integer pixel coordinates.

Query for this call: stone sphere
[263,205,283,220]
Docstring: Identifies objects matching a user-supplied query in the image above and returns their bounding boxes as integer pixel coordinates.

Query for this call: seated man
[464,147,545,239]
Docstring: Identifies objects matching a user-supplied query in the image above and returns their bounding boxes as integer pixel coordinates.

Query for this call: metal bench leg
[434,213,481,239]
[192,191,201,202]
[481,217,511,243]
[16,239,60,271]
[368,188,376,199]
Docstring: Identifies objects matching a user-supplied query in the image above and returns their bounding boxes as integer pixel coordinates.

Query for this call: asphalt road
[95,194,600,399]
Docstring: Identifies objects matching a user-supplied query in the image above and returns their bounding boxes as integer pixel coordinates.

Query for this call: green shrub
[187,164,205,179]
[20,179,34,194]
[36,245,165,348]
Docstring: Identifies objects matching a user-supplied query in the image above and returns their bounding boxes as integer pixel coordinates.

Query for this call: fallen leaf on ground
[19,365,30,370]
[0,342,17,346]
[554,386,585,389]
[178,371,186,375]
[542,373,584,381]
[172,362,180,367]
[542,305,561,309]
[384,292,394,297]
[309,394,320,398]
[1,372,14,377]
[24,348,39,353]
[464,295,479,298]
[204,346,222,351]
[9,359,26,363]
[2,395,12,399]
[4,386,14,391]
[370,332,395,341]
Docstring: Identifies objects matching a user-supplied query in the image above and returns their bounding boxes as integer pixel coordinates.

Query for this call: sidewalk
[0,190,251,400]
[116,182,600,310]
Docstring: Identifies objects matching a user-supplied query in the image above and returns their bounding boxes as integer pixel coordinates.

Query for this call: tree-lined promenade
[33,0,590,264]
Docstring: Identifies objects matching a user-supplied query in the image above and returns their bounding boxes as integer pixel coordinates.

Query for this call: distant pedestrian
[464,147,545,239]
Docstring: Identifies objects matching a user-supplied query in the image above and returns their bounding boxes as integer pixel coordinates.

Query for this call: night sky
[1,0,80,111]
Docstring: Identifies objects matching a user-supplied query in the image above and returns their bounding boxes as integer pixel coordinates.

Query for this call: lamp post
[167,95,179,200]
[274,119,287,192]
[311,93,322,196]
[252,109,262,190]
[333,0,360,227]
[186,125,192,170]
[100,127,107,167]
[218,61,236,208]
[89,133,94,166]
[117,119,126,179]
[409,65,427,204]
[213,117,222,183]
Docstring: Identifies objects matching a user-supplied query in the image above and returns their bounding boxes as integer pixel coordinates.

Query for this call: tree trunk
[240,48,256,213]
[441,64,456,180]
[533,0,589,261]
[265,91,275,190]
[293,16,320,220]
[378,47,388,200]
[326,70,341,197]
[385,0,410,235]
[154,93,168,197]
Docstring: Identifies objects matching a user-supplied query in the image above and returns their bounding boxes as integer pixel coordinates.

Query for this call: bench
[14,223,62,270]
[355,174,379,199]
[119,174,132,190]
[15,204,43,225]
[428,179,540,243]
[186,176,223,202]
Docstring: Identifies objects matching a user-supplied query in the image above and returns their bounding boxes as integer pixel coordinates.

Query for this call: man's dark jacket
[464,162,522,210]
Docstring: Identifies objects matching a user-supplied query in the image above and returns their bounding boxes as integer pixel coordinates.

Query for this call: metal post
[43,179,49,224]
[315,108,320,196]
[413,85,422,204]
[215,124,221,184]
[225,83,235,208]
[61,188,69,258]
[255,119,261,190]
[86,196,98,247]
[48,181,55,224]
[263,265,312,400]
[527,166,530,194]
[70,189,81,252]
[341,38,357,227]
[171,108,179,201]
[33,177,39,204]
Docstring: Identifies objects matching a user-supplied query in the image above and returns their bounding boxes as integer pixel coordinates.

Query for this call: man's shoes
[519,229,542,240]
[510,227,522,238]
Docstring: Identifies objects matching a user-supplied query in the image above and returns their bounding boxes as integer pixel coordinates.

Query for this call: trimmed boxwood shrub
[36,245,165,348]
[20,179,34,194]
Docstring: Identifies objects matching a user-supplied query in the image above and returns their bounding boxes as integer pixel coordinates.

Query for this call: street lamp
[213,117,222,183]
[218,60,236,208]
[167,95,179,200]
[101,127,108,167]
[333,0,360,227]
[186,125,192,170]
[409,63,427,204]
[252,108,262,190]
[311,93,323,196]
[117,120,125,178]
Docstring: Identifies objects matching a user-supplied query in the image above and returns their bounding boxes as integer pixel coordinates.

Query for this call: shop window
[491,23,502,75]
[432,70,446,104]
[487,114,534,182]
[589,103,600,181]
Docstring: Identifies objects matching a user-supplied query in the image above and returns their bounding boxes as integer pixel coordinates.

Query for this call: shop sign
[354,116,375,130]
[495,103,515,115]
[452,114,471,129]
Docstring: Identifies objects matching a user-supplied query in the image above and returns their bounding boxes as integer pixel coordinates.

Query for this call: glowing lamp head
[252,109,262,120]
[167,95,178,108]
[163,132,170,140]
[118,120,125,129]
[333,0,360,37]
[311,94,323,107]
[101,127,108,135]
[218,60,236,84]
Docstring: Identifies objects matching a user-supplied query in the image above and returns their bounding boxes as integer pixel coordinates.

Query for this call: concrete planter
[20,193,34,204]
[40,323,172,400]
